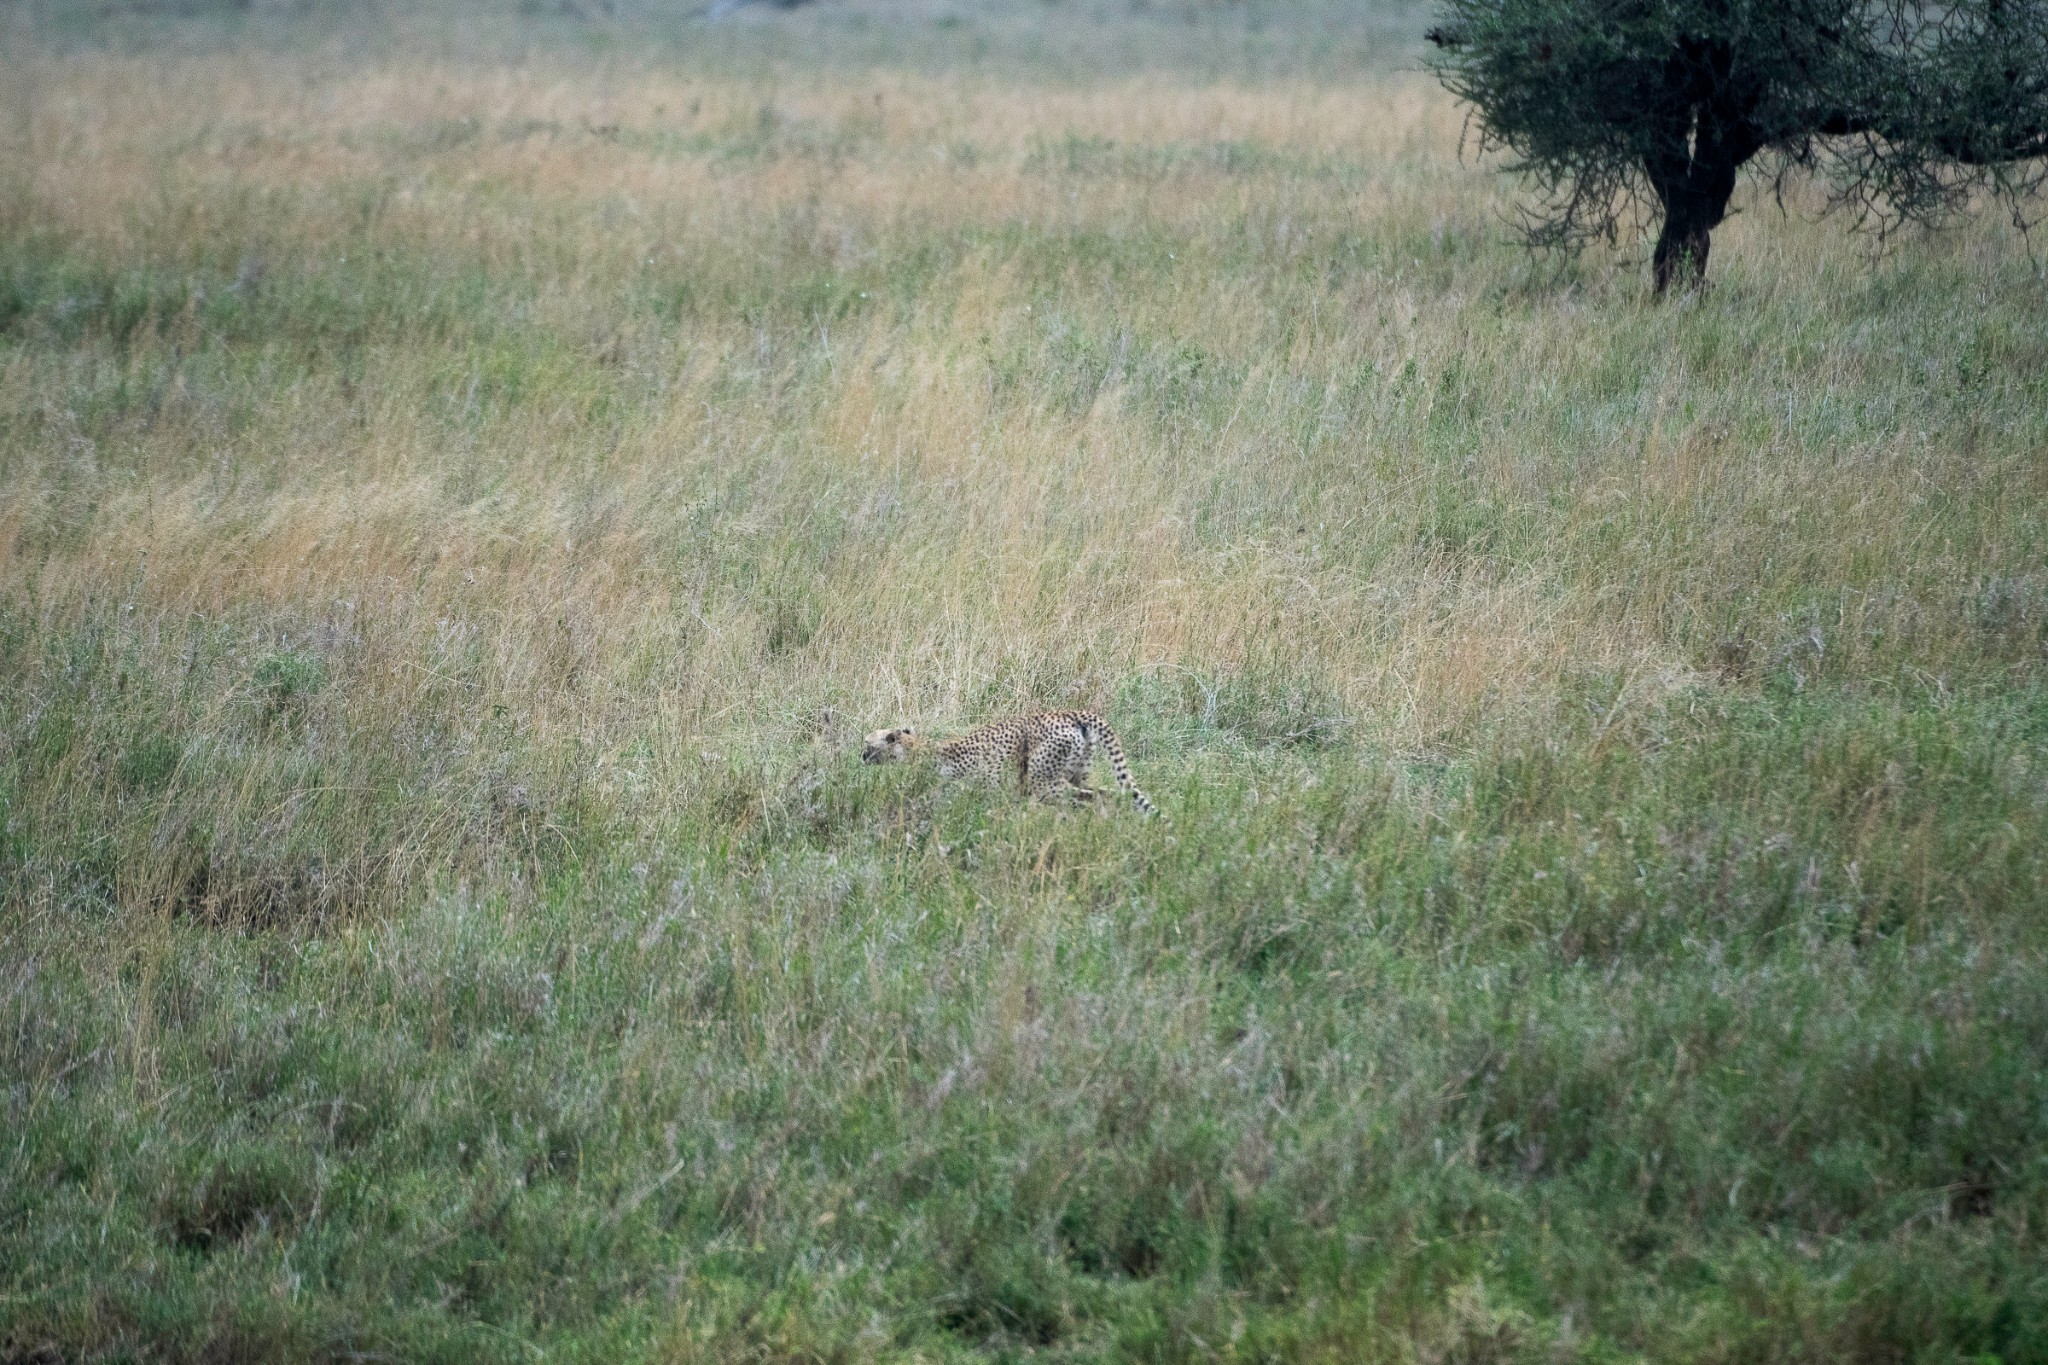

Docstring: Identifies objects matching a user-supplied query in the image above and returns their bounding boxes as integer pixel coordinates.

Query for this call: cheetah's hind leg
[1062,749,1106,806]
[1020,735,1073,802]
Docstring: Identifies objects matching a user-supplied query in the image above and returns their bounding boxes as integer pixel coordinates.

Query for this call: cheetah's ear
[898,726,914,738]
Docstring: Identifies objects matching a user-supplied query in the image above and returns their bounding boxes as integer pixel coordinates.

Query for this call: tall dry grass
[6,52,2039,761]
[3,26,2046,1361]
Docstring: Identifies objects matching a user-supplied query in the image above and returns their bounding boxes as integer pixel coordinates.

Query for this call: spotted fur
[862,710,1157,816]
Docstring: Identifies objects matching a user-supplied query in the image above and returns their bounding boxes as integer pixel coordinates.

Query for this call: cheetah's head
[861,727,915,765]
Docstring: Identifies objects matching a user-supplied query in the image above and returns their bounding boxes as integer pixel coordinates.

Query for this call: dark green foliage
[253,648,327,719]
[1427,0,2048,289]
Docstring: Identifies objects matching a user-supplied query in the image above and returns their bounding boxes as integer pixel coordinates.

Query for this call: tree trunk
[1646,156,1737,295]
[1651,212,1713,294]
[1643,66,1754,296]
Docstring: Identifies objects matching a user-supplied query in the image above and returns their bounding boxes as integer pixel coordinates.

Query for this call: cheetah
[862,710,1158,816]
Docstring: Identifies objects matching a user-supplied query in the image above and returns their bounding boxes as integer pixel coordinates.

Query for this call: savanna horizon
[3,10,2045,1361]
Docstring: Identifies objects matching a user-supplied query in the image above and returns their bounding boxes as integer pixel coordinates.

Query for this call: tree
[1426,0,2048,292]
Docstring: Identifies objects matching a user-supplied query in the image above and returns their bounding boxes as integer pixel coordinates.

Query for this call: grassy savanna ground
[4,3,2048,1359]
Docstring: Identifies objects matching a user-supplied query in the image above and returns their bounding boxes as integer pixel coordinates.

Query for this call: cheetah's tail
[1087,718,1159,818]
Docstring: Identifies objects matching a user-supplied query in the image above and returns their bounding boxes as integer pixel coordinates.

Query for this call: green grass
[8,675,2047,1361]
[3,2,2048,1360]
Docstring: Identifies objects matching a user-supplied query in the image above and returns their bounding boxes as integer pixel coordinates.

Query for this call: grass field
[3,1,2047,1359]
